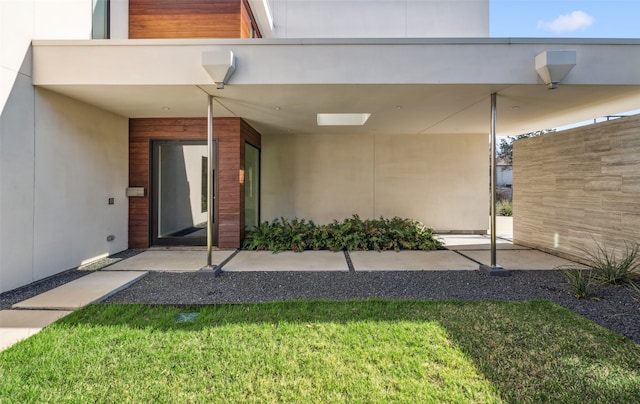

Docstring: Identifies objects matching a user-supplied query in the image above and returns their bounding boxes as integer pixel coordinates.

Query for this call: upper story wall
[1,0,94,110]
[128,0,261,39]
[111,0,488,39]
[270,0,489,38]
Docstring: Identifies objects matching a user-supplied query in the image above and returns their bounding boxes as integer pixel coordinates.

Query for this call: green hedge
[243,215,443,253]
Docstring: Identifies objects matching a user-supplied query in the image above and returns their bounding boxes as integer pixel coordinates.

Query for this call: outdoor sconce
[535,50,577,89]
[203,50,236,89]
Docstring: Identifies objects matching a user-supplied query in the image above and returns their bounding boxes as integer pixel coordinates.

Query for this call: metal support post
[490,92,497,267]
[480,92,510,276]
[206,95,214,267]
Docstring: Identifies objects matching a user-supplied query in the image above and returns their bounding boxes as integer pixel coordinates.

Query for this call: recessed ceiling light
[273,106,281,111]
[161,107,171,111]
[317,113,371,126]
[511,106,520,110]
[395,105,402,110]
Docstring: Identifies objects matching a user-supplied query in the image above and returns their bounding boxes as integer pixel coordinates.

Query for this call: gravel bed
[0,250,142,310]
[103,269,640,344]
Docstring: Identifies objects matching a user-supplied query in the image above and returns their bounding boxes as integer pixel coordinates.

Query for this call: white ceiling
[42,82,640,137]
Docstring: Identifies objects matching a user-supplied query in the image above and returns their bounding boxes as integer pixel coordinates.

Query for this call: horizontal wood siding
[240,0,262,38]
[242,119,262,149]
[129,117,251,249]
[240,120,262,241]
[216,119,243,248]
[129,0,242,39]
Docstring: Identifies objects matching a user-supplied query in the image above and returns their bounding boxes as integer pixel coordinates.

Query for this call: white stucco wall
[109,0,129,39]
[271,0,489,38]
[1,88,128,293]
[0,68,36,294]
[1,0,92,109]
[1,0,128,293]
[32,89,129,283]
[261,132,488,231]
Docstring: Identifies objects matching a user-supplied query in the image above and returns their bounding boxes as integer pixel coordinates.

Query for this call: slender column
[480,93,508,276]
[207,95,214,266]
[490,92,497,267]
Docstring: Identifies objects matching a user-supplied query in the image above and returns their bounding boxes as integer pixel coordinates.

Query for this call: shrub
[496,200,512,216]
[243,215,443,253]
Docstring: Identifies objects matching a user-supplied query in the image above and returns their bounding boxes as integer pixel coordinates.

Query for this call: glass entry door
[151,140,216,246]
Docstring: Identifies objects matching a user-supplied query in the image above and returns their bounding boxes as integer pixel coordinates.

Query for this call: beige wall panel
[261,132,488,232]
[261,133,375,224]
[374,134,488,231]
[513,115,640,262]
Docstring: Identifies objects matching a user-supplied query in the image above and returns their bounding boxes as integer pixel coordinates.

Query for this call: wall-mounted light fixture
[202,50,236,89]
[535,50,576,89]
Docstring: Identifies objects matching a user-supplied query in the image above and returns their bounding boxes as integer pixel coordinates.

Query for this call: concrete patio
[100,234,576,272]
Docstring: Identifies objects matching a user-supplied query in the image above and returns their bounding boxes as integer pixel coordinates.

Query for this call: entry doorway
[151,140,217,246]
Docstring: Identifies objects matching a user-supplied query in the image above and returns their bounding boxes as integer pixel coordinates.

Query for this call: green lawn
[1,300,639,403]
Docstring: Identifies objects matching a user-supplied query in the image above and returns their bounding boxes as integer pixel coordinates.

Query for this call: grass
[1,300,639,403]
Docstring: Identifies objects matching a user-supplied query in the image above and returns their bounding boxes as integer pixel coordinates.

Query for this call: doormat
[175,312,200,322]
[169,227,200,237]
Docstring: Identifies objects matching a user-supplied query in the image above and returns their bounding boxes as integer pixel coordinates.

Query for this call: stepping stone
[349,250,478,271]
[12,271,147,310]
[0,310,71,351]
[105,250,235,271]
[461,249,580,270]
[223,251,349,272]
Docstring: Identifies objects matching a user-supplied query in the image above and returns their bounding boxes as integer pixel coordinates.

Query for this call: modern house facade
[1,0,639,293]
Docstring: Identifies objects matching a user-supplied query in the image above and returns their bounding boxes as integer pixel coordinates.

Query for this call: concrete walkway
[1,271,147,352]
[0,310,72,352]
[1,233,581,352]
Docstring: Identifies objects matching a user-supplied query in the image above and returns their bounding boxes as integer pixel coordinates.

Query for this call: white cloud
[537,11,594,34]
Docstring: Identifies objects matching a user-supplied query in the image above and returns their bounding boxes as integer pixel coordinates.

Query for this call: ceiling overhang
[32,38,640,136]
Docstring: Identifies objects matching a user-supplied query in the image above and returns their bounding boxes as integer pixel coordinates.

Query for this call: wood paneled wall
[240,0,258,38]
[129,0,261,39]
[513,115,640,263]
[129,117,261,249]
[240,119,262,241]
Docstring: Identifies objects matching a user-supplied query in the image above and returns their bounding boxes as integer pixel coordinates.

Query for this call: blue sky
[491,0,640,38]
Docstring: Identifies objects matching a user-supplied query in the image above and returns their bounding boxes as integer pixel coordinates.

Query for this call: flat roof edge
[32,37,640,47]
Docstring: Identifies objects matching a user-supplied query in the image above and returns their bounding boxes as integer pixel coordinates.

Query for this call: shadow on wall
[0,48,37,292]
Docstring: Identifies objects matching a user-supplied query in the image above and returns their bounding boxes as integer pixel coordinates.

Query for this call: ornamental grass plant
[585,240,640,286]
[558,239,640,299]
